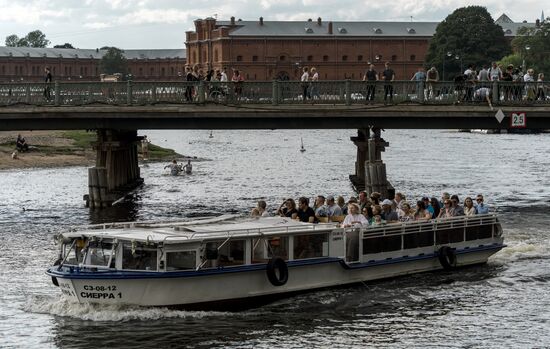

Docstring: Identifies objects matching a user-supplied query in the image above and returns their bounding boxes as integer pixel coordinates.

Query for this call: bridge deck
[1,104,549,130]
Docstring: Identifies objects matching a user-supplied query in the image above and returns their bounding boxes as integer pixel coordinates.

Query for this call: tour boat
[46,214,505,309]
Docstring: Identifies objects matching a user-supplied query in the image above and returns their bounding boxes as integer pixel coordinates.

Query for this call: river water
[0,129,549,348]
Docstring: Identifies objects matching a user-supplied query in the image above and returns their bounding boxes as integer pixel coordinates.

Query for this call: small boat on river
[47,214,504,309]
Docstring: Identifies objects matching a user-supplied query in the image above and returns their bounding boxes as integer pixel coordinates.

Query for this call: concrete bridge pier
[85,129,143,208]
[350,128,394,199]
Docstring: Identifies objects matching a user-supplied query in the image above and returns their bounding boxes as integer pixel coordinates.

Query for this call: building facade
[0,47,186,82]
[185,15,533,81]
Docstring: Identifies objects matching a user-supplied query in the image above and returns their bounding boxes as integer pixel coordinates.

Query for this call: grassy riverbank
[0,130,181,170]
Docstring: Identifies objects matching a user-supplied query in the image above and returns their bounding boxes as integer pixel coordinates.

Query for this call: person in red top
[231,69,244,99]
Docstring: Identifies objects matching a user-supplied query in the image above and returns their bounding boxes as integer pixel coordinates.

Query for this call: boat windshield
[85,241,115,268]
[63,238,87,265]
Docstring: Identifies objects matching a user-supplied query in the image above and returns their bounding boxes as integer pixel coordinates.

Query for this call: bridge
[2,80,548,208]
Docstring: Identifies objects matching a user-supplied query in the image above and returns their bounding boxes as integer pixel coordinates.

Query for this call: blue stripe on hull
[46,243,505,280]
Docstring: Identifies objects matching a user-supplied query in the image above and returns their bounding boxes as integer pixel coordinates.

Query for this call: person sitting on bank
[294,197,316,223]
[183,160,192,174]
[16,134,29,152]
[164,159,181,176]
[342,203,369,227]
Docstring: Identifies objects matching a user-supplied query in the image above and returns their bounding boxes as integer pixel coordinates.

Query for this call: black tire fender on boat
[438,246,457,270]
[266,257,288,286]
[51,276,59,287]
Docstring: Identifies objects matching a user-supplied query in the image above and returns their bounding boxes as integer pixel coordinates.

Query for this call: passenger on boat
[337,196,346,214]
[381,199,398,222]
[295,197,316,223]
[314,195,328,217]
[423,197,435,217]
[362,205,374,223]
[370,192,381,206]
[252,200,271,217]
[358,191,370,211]
[440,192,450,209]
[450,195,465,216]
[326,196,343,217]
[342,203,369,227]
[278,198,298,218]
[414,201,432,221]
[344,197,358,215]
[430,197,441,219]
[398,202,414,222]
[394,192,405,211]
[438,199,454,218]
[463,197,476,216]
[183,160,192,174]
[164,160,181,176]
[371,205,382,221]
[371,214,385,226]
[475,194,489,214]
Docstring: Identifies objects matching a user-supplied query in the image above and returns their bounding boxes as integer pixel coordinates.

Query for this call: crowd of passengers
[251,192,490,227]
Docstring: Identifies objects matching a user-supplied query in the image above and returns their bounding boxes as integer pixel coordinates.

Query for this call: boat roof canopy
[60,217,338,244]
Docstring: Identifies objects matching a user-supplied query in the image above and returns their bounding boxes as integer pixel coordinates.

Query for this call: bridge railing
[0,80,547,106]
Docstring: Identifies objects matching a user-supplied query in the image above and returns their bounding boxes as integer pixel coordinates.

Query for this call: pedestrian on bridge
[382,62,395,104]
[44,67,52,102]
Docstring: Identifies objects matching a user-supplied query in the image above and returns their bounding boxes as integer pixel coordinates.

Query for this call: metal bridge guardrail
[0,80,548,107]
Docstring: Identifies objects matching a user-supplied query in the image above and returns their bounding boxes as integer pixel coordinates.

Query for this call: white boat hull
[51,244,502,308]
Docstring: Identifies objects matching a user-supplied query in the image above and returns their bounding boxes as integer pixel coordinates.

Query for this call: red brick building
[185,15,533,81]
[0,47,186,82]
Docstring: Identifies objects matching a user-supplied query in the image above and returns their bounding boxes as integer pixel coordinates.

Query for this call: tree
[5,34,20,47]
[498,53,522,70]
[54,43,75,49]
[25,30,50,47]
[4,30,50,47]
[425,6,511,79]
[510,19,550,75]
[99,47,128,75]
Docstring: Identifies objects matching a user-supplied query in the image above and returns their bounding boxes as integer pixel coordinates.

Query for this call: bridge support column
[85,129,143,208]
[350,128,394,199]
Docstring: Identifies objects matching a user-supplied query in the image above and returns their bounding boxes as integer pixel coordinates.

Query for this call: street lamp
[455,54,463,73]
[523,45,531,70]
[443,51,452,81]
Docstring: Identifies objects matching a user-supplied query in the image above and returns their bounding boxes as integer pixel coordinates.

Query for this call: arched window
[410,55,416,61]
[279,55,286,61]
[161,67,165,76]
[357,55,363,61]
[323,55,329,62]
[307,55,313,61]
[391,55,397,61]
[342,55,348,61]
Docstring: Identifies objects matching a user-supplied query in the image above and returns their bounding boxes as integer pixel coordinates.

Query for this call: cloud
[0,0,546,48]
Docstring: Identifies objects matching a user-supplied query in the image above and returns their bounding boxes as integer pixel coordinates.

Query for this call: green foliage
[511,19,550,74]
[4,30,50,47]
[25,30,50,47]
[5,34,20,47]
[54,43,75,49]
[61,130,96,149]
[425,6,511,79]
[498,53,522,69]
[99,47,128,75]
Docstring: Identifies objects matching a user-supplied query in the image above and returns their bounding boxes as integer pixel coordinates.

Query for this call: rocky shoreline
[0,131,183,170]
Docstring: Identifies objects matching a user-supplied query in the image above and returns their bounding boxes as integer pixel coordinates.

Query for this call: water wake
[24,295,233,322]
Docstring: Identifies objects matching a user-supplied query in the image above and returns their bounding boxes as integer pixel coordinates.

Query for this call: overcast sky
[0,0,546,49]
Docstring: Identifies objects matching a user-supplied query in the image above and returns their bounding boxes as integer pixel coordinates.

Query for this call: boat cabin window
[293,233,329,259]
[252,236,289,263]
[166,251,196,271]
[202,240,245,268]
[85,241,115,267]
[122,244,157,271]
[63,238,87,265]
